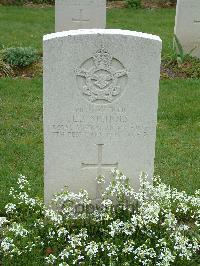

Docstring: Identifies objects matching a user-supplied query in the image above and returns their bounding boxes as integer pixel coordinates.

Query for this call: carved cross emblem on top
[72,9,90,26]
[81,144,118,177]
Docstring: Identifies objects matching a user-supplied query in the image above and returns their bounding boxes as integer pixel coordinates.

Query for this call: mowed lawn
[0,6,175,55]
[0,6,200,212]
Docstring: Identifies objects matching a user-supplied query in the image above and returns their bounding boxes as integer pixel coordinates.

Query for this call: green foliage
[125,0,141,8]
[1,172,200,265]
[2,47,40,67]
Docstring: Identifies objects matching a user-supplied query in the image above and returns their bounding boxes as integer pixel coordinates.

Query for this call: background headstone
[55,0,106,32]
[43,29,162,203]
[174,0,200,58]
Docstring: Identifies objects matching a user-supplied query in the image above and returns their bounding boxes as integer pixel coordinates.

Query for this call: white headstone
[43,29,162,203]
[55,0,106,32]
[174,0,200,58]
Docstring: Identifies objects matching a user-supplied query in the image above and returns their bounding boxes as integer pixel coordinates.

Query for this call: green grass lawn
[0,78,199,212]
[0,78,43,213]
[0,6,54,51]
[0,6,199,213]
[0,6,175,56]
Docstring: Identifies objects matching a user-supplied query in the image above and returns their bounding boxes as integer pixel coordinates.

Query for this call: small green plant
[2,47,40,67]
[125,0,141,8]
[173,34,196,66]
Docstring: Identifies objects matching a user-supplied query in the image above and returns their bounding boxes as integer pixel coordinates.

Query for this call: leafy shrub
[2,47,40,67]
[0,170,199,265]
[126,0,141,8]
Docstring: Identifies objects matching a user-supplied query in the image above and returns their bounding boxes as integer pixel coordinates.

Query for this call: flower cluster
[0,170,199,265]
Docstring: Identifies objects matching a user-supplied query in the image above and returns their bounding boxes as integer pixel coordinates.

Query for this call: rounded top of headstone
[43,29,162,44]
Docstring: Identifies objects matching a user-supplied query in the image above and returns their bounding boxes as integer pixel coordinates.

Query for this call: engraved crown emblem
[75,47,128,104]
[93,47,112,70]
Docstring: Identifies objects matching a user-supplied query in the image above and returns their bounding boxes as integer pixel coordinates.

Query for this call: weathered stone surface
[55,0,106,32]
[174,0,200,58]
[43,29,162,203]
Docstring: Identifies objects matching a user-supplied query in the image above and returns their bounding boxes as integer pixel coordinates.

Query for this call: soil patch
[1,59,200,80]
[107,1,126,9]
[161,59,200,79]
[23,2,52,8]
[107,1,176,9]
[142,1,176,9]
[0,1,176,9]
[0,61,42,79]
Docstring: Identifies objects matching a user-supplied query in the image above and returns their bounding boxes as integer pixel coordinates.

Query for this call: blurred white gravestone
[55,0,106,32]
[174,0,200,58]
[43,29,162,203]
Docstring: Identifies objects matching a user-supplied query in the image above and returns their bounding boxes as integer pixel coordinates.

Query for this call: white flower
[45,209,63,225]
[96,175,105,184]
[131,214,137,227]
[108,219,124,237]
[122,240,135,254]
[9,223,28,237]
[59,248,70,260]
[85,241,98,257]
[101,242,118,257]
[17,174,29,190]
[123,221,136,235]
[156,246,175,266]
[45,254,57,264]
[57,227,69,238]
[101,199,113,208]
[1,170,199,265]
[138,202,160,227]
[5,203,17,214]
[48,229,56,239]
[18,192,37,207]
[162,212,177,229]
[173,231,197,260]
[68,233,83,248]
[133,244,156,265]
[0,217,8,227]
[1,237,15,252]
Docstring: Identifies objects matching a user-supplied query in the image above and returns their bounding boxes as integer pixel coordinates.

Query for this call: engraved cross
[72,9,90,26]
[81,144,118,177]
[194,19,200,23]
